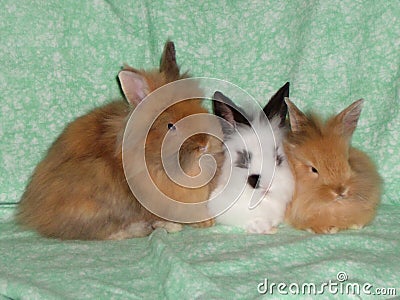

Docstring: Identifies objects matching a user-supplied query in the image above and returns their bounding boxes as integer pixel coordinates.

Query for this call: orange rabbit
[284,98,382,234]
[17,41,223,240]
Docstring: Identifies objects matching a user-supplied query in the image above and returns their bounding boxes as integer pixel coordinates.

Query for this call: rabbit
[17,41,224,240]
[208,82,295,234]
[283,98,382,234]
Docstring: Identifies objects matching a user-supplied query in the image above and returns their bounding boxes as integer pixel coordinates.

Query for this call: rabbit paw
[349,224,364,230]
[308,226,339,234]
[152,220,183,233]
[324,227,339,234]
[108,222,153,240]
[246,219,278,234]
[190,218,215,228]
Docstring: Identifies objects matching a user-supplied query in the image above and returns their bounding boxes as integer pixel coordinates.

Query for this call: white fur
[107,222,153,240]
[208,114,294,234]
[152,220,183,233]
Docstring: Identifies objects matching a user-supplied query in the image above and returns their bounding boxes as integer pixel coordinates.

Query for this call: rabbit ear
[285,98,309,132]
[263,82,289,126]
[333,99,364,138]
[212,91,250,127]
[159,40,180,80]
[118,70,149,106]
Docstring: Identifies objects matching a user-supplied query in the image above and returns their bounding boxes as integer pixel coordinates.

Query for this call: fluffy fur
[17,41,224,240]
[284,98,382,234]
[208,83,294,234]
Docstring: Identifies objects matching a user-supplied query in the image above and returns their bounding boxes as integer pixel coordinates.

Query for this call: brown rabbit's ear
[285,98,309,132]
[118,70,149,106]
[333,99,364,138]
[159,40,180,80]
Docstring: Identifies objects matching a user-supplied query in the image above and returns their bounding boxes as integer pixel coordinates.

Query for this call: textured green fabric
[1,206,399,299]
[1,1,399,299]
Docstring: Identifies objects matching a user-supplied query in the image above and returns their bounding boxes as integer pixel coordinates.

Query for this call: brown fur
[17,41,223,240]
[284,99,382,234]
[143,99,224,207]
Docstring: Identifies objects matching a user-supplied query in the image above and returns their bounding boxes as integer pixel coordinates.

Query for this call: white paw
[108,222,152,240]
[349,224,364,230]
[152,221,183,233]
[306,227,339,234]
[246,219,278,234]
[325,227,339,234]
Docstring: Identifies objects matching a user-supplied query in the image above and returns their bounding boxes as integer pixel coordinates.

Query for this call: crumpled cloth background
[1,1,399,299]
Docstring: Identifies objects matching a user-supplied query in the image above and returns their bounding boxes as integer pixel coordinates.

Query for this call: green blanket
[1,1,399,299]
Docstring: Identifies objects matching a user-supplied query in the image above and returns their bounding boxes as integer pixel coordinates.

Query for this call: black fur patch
[247,174,260,189]
[235,150,251,169]
[276,154,284,166]
[275,147,284,166]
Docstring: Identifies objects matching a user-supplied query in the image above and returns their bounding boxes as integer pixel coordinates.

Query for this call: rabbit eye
[311,166,318,174]
[167,123,176,131]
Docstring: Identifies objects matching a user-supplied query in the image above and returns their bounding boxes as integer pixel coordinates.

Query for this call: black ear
[212,91,250,127]
[263,82,289,126]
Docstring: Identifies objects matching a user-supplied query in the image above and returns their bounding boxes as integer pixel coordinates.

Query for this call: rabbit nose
[248,174,260,189]
[198,142,208,153]
[334,185,348,199]
[189,134,208,152]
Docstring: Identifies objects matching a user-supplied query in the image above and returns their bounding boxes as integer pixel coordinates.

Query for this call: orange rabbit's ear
[118,70,149,106]
[285,98,309,132]
[159,40,180,80]
[332,99,364,138]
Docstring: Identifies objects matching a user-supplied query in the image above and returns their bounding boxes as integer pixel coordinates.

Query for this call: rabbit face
[208,83,295,234]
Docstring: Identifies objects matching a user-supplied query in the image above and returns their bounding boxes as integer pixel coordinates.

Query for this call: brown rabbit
[284,98,382,234]
[17,41,224,240]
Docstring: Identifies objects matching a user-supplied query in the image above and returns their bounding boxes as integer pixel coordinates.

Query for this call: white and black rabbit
[208,83,294,234]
